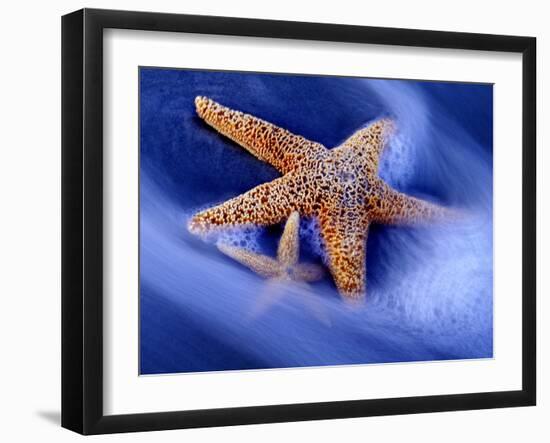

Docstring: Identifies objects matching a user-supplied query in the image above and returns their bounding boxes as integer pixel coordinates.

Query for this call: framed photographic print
[61,8,536,435]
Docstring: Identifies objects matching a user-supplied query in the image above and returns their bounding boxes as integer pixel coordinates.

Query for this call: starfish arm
[318,209,368,299]
[293,263,325,282]
[195,96,326,174]
[373,184,452,225]
[217,243,281,278]
[188,175,298,233]
[277,212,300,267]
[338,117,395,171]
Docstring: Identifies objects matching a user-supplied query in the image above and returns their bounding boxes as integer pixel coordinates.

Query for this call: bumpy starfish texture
[189,96,453,299]
[217,212,324,284]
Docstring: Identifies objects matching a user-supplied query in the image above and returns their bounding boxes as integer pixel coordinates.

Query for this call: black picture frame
[61,8,536,435]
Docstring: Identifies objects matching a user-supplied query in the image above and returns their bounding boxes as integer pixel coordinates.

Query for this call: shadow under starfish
[189,96,458,299]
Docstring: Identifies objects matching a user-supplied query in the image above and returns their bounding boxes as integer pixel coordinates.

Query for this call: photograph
[0,0,543,439]
[139,67,494,375]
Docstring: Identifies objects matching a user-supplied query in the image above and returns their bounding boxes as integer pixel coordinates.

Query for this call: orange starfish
[189,96,453,299]
[217,212,328,324]
[217,212,324,284]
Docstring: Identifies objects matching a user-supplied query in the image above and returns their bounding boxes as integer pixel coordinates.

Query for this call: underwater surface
[139,68,493,374]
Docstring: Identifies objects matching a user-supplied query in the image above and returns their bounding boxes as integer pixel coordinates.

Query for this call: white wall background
[0,0,546,441]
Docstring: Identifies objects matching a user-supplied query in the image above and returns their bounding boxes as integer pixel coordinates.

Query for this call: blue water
[139,68,493,375]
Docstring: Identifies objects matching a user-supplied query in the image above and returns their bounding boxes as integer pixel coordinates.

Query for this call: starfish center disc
[338,171,356,184]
